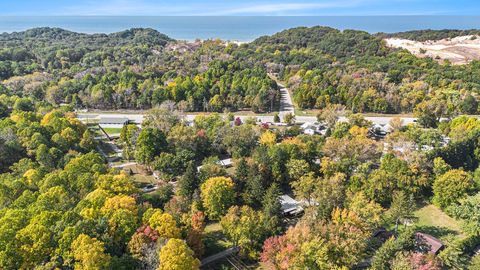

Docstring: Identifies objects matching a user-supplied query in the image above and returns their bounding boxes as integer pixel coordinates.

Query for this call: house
[415,232,444,254]
[279,195,304,216]
[197,158,233,172]
[99,117,129,128]
[300,122,327,136]
[218,158,233,167]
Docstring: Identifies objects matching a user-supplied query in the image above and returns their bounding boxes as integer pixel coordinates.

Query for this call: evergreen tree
[242,173,265,207]
[262,183,282,234]
[234,158,249,192]
[178,161,198,199]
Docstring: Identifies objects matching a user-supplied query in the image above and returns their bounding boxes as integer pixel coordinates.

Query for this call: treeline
[377,29,480,41]
[0,27,279,112]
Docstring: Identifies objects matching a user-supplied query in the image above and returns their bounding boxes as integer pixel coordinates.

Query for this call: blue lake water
[1,16,480,41]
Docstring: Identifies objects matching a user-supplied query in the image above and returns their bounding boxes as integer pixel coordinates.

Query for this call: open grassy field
[102,127,123,135]
[204,222,232,257]
[414,204,464,240]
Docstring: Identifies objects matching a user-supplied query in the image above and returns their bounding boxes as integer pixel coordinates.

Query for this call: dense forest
[1,26,480,117]
[2,26,480,269]
[0,27,278,113]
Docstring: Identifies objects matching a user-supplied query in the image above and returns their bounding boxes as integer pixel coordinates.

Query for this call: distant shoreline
[1,16,480,41]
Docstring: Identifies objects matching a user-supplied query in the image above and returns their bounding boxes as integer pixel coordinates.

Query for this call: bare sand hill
[385,35,480,65]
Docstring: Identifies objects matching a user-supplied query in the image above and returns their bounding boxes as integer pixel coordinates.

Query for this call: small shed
[415,232,445,254]
[218,158,233,167]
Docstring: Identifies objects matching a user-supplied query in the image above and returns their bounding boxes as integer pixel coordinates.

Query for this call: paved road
[276,81,295,119]
[77,112,416,126]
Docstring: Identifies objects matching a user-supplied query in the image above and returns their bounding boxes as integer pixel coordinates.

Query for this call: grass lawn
[203,222,232,257]
[414,204,464,240]
[133,174,156,184]
[102,127,123,135]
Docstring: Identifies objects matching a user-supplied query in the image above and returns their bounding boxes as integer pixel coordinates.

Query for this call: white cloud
[211,1,364,15]
[54,0,367,16]
[58,0,193,15]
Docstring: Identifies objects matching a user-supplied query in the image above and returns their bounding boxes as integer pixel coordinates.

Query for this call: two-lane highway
[77,112,416,126]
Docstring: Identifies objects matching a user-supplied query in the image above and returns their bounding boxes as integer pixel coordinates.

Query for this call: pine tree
[262,183,282,234]
[242,173,265,207]
[178,161,198,199]
[234,158,249,192]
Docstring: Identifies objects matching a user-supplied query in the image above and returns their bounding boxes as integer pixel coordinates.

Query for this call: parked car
[142,184,157,193]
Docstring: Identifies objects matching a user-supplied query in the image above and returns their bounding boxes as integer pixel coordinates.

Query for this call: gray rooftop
[99,117,129,125]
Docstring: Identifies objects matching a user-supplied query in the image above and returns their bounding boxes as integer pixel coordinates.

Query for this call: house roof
[279,195,303,215]
[415,232,444,254]
[196,158,233,172]
[99,117,129,125]
[219,158,232,167]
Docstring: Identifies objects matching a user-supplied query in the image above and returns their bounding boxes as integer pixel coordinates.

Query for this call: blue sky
[1,0,479,16]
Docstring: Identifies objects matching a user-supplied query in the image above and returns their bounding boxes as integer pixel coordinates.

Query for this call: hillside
[2,25,480,270]
[1,27,480,116]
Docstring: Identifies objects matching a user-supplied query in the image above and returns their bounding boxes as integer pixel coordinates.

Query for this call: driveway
[277,81,295,119]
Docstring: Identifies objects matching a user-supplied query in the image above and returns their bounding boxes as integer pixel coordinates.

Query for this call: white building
[279,195,304,216]
[197,158,233,172]
[300,122,327,135]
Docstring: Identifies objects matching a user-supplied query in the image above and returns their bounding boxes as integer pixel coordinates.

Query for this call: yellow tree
[148,211,181,239]
[101,195,137,216]
[200,176,235,219]
[220,205,266,258]
[71,234,111,270]
[158,239,200,270]
[259,130,276,147]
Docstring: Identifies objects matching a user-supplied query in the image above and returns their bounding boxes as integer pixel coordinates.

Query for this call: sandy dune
[385,35,480,65]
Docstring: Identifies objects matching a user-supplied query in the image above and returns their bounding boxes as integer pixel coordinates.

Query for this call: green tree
[262,183,282,234]
[433,169,475,209]
[371,228,415,270]
[177,161,198,198]
[79,130,96,151]
[273,113,280,123]
[388,191,415,232]
[36,144,54,168]
[291,172,318,206]
[283,113,295,125]
[433,157,452,177]
[16,223,53,269]
[286,159,310,181]
[242,173,265,207]
[135,128,167,168]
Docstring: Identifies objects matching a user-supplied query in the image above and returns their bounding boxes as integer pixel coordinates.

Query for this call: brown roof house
[415,232,445,254]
